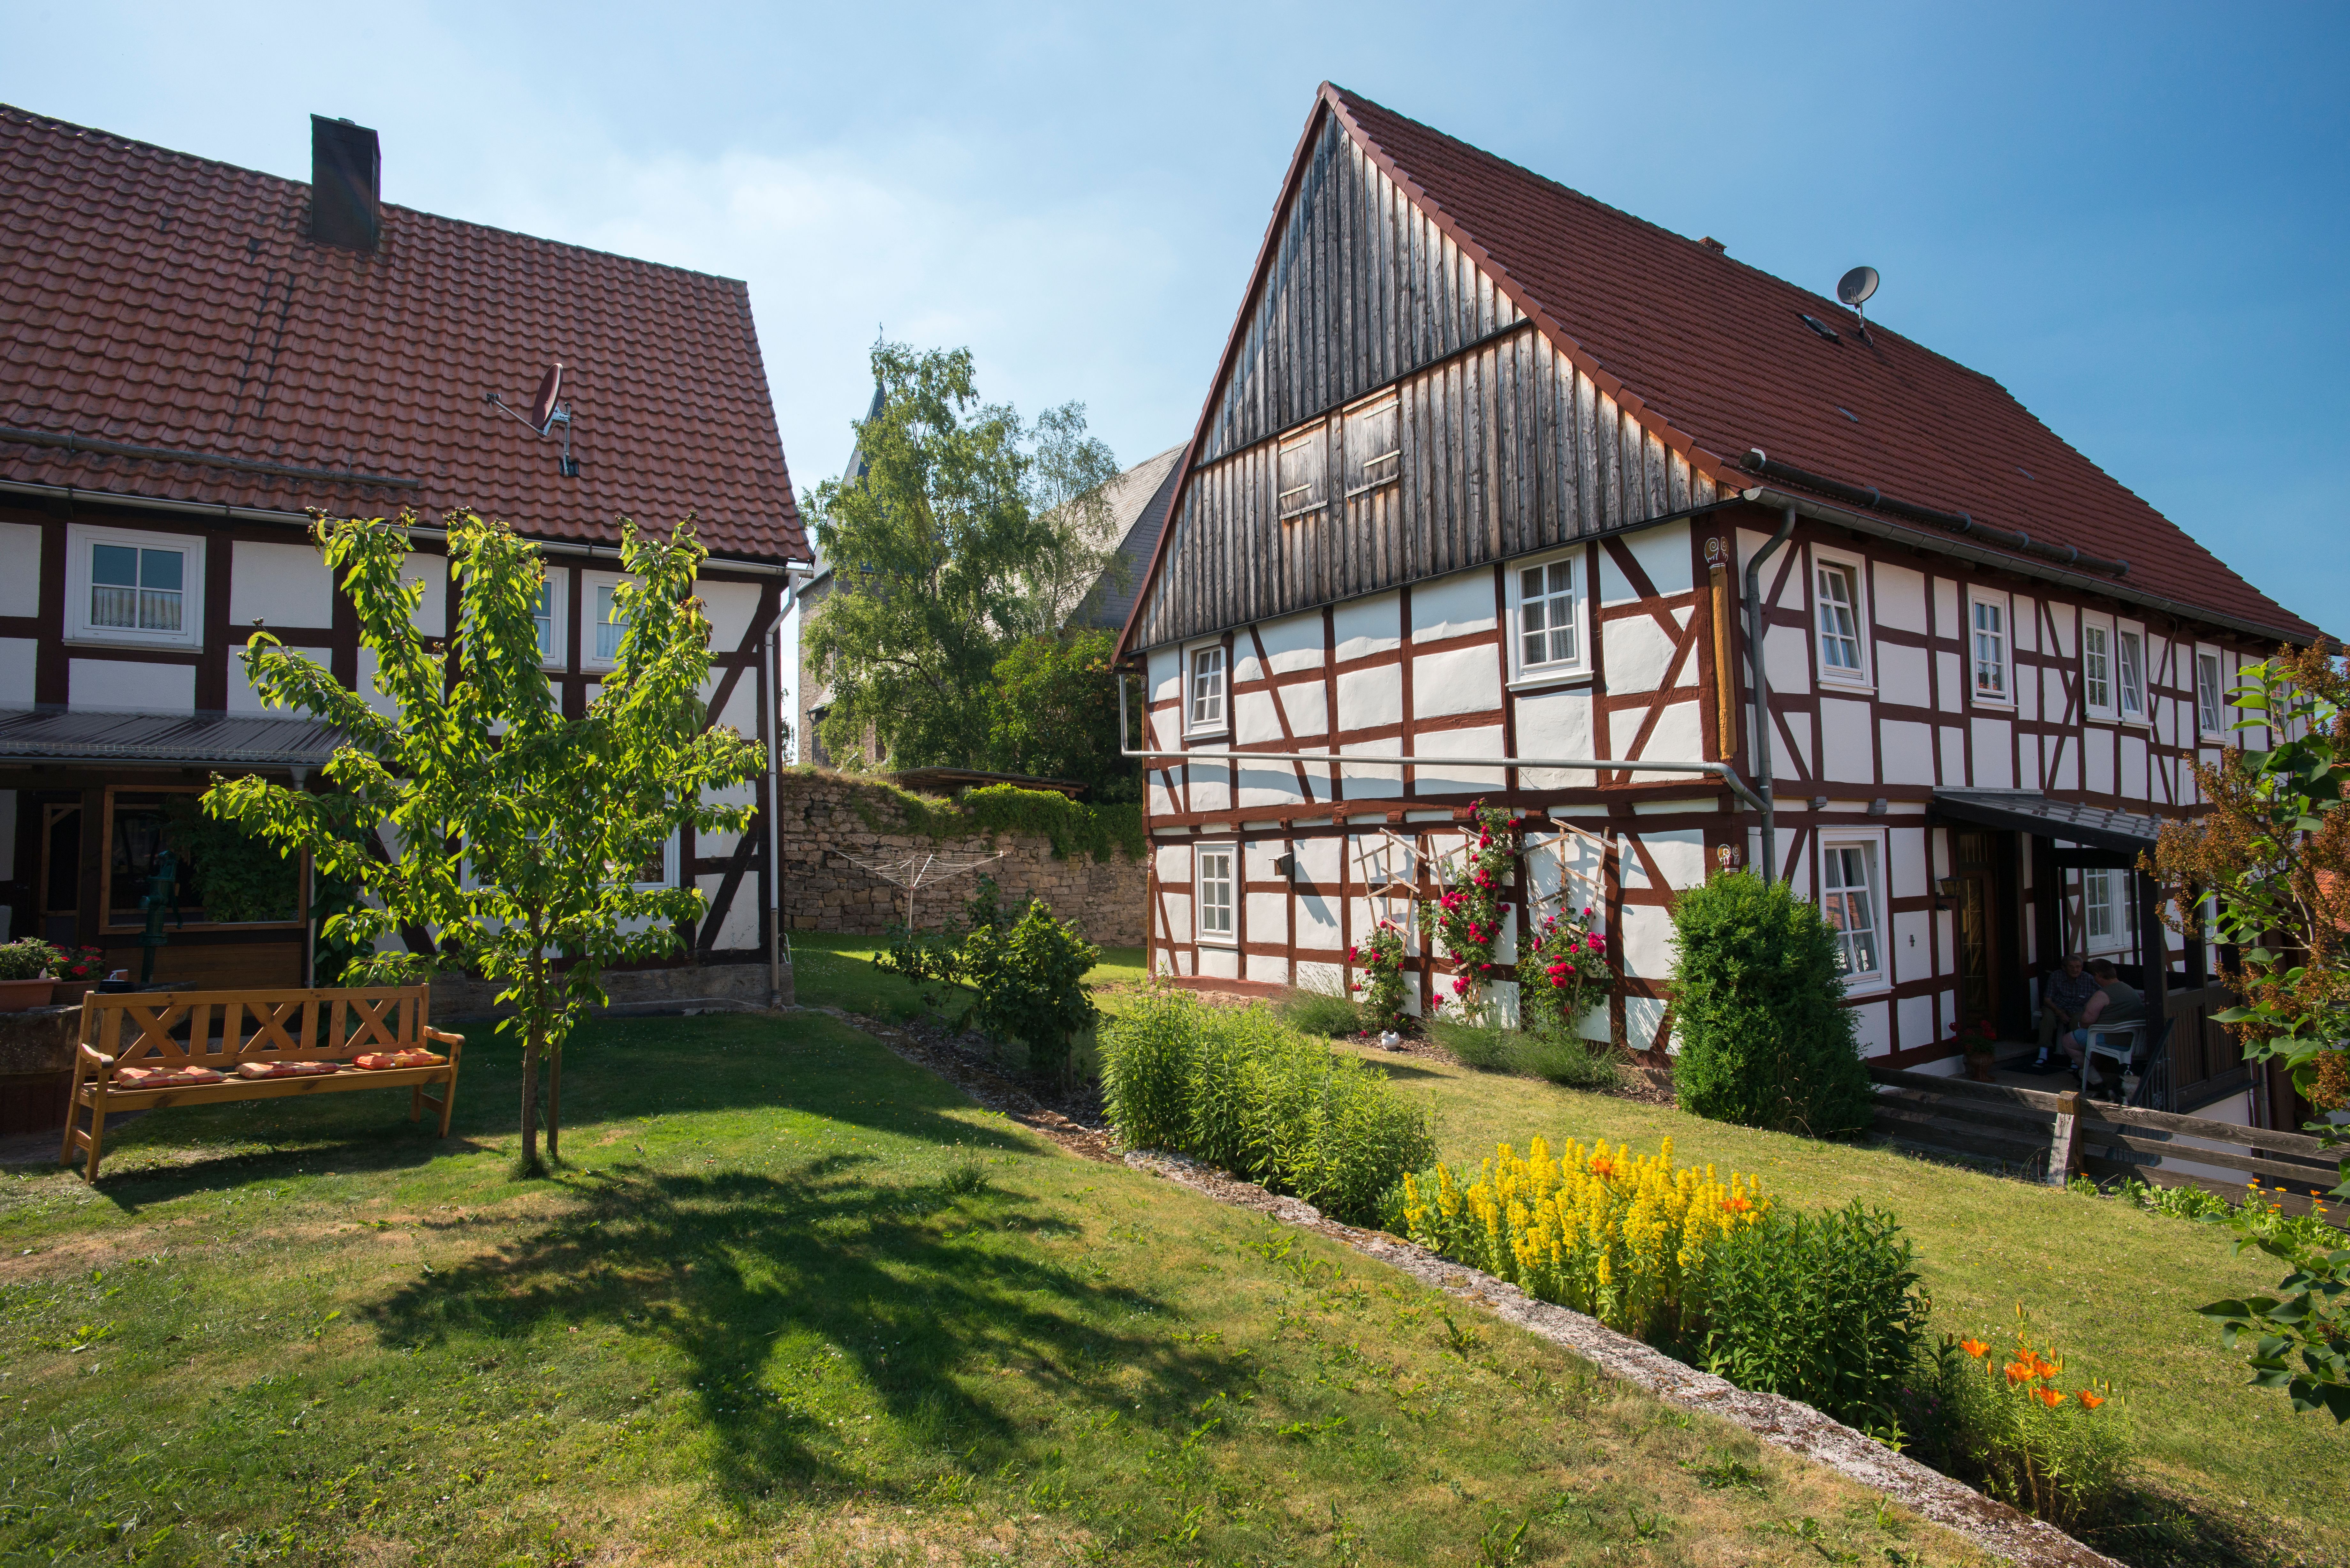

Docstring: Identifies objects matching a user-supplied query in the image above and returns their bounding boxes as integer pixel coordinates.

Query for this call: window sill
[1817,674,1875,696]
[1182,728,1231,745]
[1508,669,1592,694]
[1838,974,1891,998]
[63,633,202,654]
[1195,935,1238,949]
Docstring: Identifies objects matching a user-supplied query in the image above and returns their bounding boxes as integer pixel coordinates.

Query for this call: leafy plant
[2150,639,2349,1193]
[0,939,60,981]
[985,629,1139,801]
[204,511,762,1173]
[801,342,1120,771]
[45,946,107,983]
[1276,986,1364,1039]
[163,793,301,923]
[1421,802,1517,1022]
[1514,1034,1621,1091]
[1385,1136,1767,1344]
[1350,919,1411,1030]
[1100,992,1436,1224]
[964,901,1098,1083]
[2196,1183,2350,1422]
[1694,1201,1927,1430]
[1515,901,1616,1044]
[1901,1314,2126,1528]
[1668,871,1873,1137]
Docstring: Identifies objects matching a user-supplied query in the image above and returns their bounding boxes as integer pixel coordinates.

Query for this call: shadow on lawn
[74,1013,1033,1214]
[360,1155,1243,1507]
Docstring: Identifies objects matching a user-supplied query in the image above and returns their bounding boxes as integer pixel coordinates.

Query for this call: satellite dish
[1838,266,1879,309]
[527,364,565,434]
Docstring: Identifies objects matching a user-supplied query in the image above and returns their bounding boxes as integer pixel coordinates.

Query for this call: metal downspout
[1745,505,1798,884]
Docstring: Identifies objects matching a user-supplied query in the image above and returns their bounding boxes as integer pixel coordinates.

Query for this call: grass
[1330,1039,2349,1568]
[0,1012,1960,1567]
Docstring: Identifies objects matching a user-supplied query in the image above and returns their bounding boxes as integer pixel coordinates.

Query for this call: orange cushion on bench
[353,1049,446,1070]
[234,1060,344,1080]
[113,1065,227,1089]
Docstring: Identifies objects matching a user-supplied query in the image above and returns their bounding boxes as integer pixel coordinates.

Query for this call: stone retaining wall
[777,773,1144,946]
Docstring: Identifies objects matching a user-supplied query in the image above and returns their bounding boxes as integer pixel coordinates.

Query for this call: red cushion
[112,1064,227,1090]
[234,1060,344,1080]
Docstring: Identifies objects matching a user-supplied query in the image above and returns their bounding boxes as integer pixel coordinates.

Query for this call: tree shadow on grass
[360,1154,1246,1510]
[78,1011,1035,1214]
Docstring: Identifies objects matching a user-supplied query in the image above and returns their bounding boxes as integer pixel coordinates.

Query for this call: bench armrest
[77,1042,115,1071]
[421,1027,464,1048]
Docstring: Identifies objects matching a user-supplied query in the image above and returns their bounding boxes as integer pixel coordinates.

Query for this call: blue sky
[7,2,2345,654]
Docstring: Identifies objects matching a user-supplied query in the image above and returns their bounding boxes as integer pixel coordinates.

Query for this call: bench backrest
[80,986,432,1072]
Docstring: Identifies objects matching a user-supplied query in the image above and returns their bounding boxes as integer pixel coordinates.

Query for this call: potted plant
[1956,1018,2000,1082]
[0,939,60,1011]
[47,946,109,1007]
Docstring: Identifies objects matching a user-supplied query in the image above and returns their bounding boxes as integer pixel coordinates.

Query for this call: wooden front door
[1952,829,2027,1037]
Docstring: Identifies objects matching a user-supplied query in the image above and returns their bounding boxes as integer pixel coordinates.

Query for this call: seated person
[2059,959,2145,1089]
[2031,954,2100,1073]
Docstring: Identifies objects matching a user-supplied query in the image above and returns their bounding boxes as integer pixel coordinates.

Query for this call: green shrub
[1692,1200,1926,1430]
[0,939,60,982]
[1100,994,1436,1224]
[1668,871,1873,1136]
[875,924,965,988]
[964,902,1099,1083]
[1099,990,1197,1150]
[1515,1034,1621,1091]
[1901,1319,2128,1528]
[1429,1020,1620,1091]
[1276,987,1363,1039]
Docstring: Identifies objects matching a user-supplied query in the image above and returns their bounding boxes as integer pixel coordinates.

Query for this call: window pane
[91,544,139,586]
[1521,560,1577,669]
[1548,561,1573,598]
[139,549,184,592]
[595,584,627,661]
[532,584,555,659]
[2084,626,2109,711]
[2119,633,2143,714]
[139,585,183,632]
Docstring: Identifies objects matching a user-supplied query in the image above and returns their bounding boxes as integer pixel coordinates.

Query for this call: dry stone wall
[778,773,1145,947]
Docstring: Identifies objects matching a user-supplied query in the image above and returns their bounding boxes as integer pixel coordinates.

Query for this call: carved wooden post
[2047,1089,2084,1186]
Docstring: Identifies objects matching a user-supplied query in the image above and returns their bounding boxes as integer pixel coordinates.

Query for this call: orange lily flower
[1960,1338,1989,1358]
[2034,1387,2066,1408]
[2004,1361,2034,1386]
[2033,1355,2063,1379]
[2077,1391,2106,1410]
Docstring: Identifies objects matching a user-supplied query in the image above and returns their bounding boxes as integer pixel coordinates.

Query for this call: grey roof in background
[1931,789,2171,853]
[0,708,344,768]
[1069,444,1185,633]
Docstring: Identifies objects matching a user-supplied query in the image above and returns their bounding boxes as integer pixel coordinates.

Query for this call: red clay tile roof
[1323,86,2316,641]
[0,105,807,565]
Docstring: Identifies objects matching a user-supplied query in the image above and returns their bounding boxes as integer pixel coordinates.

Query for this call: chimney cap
[1700,236,1727,253]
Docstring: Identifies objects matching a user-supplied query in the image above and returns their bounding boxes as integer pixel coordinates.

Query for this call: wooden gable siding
[1136,121,1714,653]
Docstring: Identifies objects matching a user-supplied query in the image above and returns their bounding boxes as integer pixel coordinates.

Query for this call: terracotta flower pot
[50,980,97,1008]
[1964,1048,1997,1083]
[0,978,57,1012]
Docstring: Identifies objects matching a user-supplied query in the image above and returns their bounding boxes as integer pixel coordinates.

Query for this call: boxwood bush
[1102,992,1435,1223]
[1669,871,1873,1136]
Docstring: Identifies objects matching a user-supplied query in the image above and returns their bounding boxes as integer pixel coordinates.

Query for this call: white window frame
[532,574,567,668]
[2116,622,2147,725]
[1276,421,1326,521]
[2195,649,2225,740]
[1185,641,1228,737]
[1811,547,1870,687]
[1341,390,1401,497]
[1195,842,1237,946]
[2080,613,2115,720]
[1968,592,2012,705]
[1507,547,1589,684]
[64,523,205,650]
[1816,832,1888,992]
[580,571,636,670]
[2080,867,2138,954]
[625,830,680,892]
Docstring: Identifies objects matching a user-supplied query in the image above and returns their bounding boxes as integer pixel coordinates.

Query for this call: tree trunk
[518,1026,541,1173]
[547,1041,562,1164]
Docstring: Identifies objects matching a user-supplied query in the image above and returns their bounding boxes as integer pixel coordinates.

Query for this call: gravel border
[824,1006,2121,1568]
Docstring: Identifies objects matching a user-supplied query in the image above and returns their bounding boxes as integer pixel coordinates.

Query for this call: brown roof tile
[1323,86,2315,641]
[0,105,807,565]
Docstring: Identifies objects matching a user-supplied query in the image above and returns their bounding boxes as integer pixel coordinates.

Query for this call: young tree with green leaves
[203,512,763,1173]
[986,628,1138,799]
[802,342,1119,771]
[2150,639,2350,1421]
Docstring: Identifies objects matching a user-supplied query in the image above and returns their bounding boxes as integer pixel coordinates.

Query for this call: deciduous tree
[802,343,1118,770]
[203,512,762,1173]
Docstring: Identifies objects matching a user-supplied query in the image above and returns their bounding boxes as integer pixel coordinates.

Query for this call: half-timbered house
[0,107,812,990]
[1116,85,2324,1127]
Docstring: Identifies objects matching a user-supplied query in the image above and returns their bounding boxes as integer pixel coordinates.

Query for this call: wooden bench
[61,986,463,1181]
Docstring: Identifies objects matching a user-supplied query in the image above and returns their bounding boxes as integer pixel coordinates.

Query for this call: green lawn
[1325,1037,2347,1568]
[0,1011,1954,1567]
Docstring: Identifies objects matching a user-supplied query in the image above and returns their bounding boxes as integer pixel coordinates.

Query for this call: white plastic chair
[2079,1025,2143,1098]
